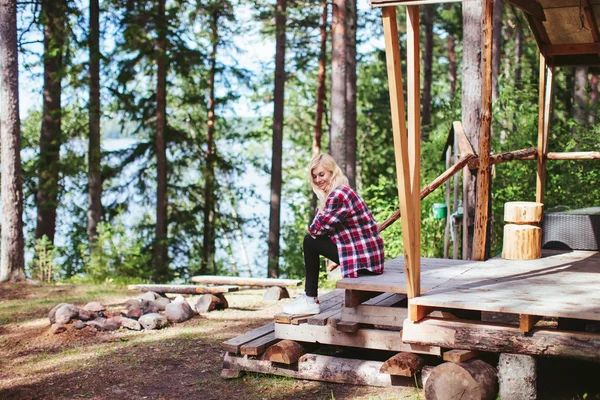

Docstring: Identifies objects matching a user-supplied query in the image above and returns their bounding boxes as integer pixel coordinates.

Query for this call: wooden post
[407,5,421,293]
[382,6,420,298]
[536,55,555,204]
[472,0,494,261]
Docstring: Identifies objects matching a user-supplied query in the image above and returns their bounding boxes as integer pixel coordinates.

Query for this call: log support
[380,352,425,377]
[498,353,537,400]
[196,293,228,313]
[261,340,308,364]
[424,359,498,400]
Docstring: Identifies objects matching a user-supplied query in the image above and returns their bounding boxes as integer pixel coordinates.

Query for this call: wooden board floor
[339,250,600,322]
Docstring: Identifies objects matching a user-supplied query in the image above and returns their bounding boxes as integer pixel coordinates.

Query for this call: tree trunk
[311,0,328,215]
[345,0,357,188]
[88,0,102,248]
[268,0,287,278]
[448,31,457,100]
[513,7,523,89]
[422,5,434,140]
[330,0,347,171]
[37,0,67,244]
[153,0,169,281]
[312,0,328,159]
[461,0,482,260]
[0,0,26,282]
[590,73,598,125]
[491,0,503,102]
[202,10,219,275]
[573,66,589,128]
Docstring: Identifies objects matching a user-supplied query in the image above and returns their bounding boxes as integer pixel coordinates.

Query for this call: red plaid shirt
[309,185,385,278]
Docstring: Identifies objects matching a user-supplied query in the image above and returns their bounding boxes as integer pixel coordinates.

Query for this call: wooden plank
[472,0,493,262]
[520,314,542,333]
[409,304,434,322]
[240,332,280,356]
[367,293,407,307]
[341,305,407,327]
[128,284,238,294]
[223,352,410,387]
[537,60,555,204]
[191,275,301,287]
[544,43,600,56]
[275,289,344,324]
[406,4,421,299]
[536,53,547,204]
[275,322,442,356]
[336,321,360,332]
[370,0,461,7]
[307,308,341,326]
[506,0,546,21]
[344,290,381,307]
[453,121,475,157]
[442,349,481,363]
[221,322,274,353]
[402,318,600,362]
[336,257,477,294]
[382,6,420,300]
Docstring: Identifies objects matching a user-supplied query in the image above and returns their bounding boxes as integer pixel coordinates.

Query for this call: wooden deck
[339,250,600,322]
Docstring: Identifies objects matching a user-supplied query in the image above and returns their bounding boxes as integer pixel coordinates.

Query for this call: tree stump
[380,352,425,377]
[196,294,228,313]
[263,286,290,301]
[497,353,536,400]
[261,340,306,364]
[424,359,498,400]
[502,201,543,260]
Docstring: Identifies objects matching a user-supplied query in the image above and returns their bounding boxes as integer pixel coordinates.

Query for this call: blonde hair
[309,153,349,209]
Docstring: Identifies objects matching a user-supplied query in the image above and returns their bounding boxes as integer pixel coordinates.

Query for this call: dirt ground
[0,282,599,400]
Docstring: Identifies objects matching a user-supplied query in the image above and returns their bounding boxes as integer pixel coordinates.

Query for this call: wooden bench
[190,275,302,301]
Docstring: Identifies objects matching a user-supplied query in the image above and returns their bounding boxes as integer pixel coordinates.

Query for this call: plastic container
[432,203,448,219]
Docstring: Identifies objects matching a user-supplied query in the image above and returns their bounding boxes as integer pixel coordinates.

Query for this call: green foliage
[77,222,152,284]
[30,236,58,282]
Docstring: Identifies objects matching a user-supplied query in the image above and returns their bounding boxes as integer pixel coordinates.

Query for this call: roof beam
[583,0,600,43]
[544,43,600,56]
[506,0,546,21]
[370,0,461,8]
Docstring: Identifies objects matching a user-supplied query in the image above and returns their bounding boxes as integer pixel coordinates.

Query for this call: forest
[1,0,599,285]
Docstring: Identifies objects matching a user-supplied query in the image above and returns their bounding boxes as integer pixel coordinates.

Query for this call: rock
[173,295,186,303]
[55,304,79,324]
[263,287,290,301]
[111,315,122,326]
[73,321,87,330]
[141,300,160,315]
[153,297,171,310]
[50,323,67,334]
[138,291,159,301]
[104,318,120,331]
[84,301,106,312]
[165,301,195,323]
[120,317,142,331]
[87,318,107,331]
[77,309,93,321]
[138,313,169,330]
[124,299,144,318]
[49,303,68,324]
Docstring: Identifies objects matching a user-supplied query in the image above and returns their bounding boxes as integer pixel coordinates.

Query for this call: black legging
[303,234,339,297]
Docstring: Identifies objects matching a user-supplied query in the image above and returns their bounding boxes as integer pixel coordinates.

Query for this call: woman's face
[312,163,333,192]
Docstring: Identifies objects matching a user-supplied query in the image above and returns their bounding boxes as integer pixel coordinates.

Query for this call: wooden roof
[367,0,600,66]
[530,0,600,66]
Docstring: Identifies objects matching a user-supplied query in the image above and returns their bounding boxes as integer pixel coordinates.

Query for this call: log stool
[502,201,543,260]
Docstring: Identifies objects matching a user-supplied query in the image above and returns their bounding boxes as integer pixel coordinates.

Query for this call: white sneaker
[282,294,320,315]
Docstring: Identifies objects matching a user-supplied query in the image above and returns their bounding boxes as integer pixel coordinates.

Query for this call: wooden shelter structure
[221,0,600,394]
